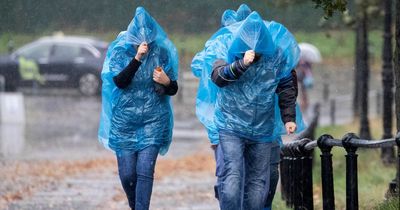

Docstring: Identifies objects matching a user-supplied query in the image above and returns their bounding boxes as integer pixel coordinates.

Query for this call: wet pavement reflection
[1,92,103,161]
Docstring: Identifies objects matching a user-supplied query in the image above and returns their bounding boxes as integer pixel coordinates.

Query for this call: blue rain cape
[98,7,178,155]
[192,5,242,78]
[236,4,252,22]
[221,10,237,27]
[191,11,305,144]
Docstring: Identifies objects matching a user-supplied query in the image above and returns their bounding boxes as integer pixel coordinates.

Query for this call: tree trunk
[394,0,400,197]
[358,6,371,139]
[353,22,362,120]
[395,0,400,133]
[381,0,395,164]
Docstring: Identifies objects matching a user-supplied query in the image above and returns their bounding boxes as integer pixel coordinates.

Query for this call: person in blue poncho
[210,12,298,210]
[98,7,178,210]
[192,5,302,210]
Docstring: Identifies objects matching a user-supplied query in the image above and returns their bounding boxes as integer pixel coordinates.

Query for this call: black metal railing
[280,119,400,210]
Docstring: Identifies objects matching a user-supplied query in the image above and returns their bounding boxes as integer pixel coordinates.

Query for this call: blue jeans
[215,141,281,209]
[116,146,159,210]
[214,144,225,200]
[219,130,272,210]
[264,142,281,209]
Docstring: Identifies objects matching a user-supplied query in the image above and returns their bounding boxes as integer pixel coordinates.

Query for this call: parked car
[0,36,108,96]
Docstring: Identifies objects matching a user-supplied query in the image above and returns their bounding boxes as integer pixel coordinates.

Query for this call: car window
[80,47,95,58]
[18,42,52,60]
[52,44,81,61]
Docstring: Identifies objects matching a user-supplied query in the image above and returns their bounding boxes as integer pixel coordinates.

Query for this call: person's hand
[285,122,297,135]
[153,67,170,86]
[135,42,148,61]
[243,50,255,66]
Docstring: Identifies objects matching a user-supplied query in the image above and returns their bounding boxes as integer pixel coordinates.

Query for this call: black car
[0,36,108,96]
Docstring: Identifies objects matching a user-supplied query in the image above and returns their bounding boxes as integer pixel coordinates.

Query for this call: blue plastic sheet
[221,10,237,27]
[98,7,178,155]
[192,10,305,144]
[191,5,252,144]
[236,4,252,21]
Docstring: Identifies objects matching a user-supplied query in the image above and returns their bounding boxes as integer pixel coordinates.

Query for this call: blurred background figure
[296,42,322,115]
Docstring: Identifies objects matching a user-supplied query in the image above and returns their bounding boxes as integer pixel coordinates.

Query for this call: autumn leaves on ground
[0,151,216,209]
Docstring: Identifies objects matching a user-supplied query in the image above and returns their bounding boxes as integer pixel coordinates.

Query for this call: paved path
[3,114,218,210]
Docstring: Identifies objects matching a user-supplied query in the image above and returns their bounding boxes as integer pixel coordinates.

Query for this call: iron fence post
[299,139,314,210]
[342,133,359,210]
[289,156,294,207]
[280,154,288,202]
[294,154,301,209]
[317,134,336,210]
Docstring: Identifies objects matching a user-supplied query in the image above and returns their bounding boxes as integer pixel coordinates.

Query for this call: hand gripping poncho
[192,11,305,144]
[98,7,178,155]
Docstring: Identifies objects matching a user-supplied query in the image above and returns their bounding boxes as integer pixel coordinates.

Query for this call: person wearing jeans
[209,12,299,210]
[116,146,159,209]
[98,7,178,210]
[218,130,273,210]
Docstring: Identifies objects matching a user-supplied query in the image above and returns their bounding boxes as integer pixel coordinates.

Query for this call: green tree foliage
[311,0,347,17]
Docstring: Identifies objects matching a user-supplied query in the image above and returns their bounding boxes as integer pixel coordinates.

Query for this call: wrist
[240,59,250,68]
[163,78,171,86]
[242,59,251,67]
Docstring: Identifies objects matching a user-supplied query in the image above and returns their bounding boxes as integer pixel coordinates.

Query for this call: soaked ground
[0,64,383,209]
[0,87,215,209]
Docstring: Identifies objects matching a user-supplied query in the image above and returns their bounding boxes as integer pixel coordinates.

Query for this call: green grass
[0,29,384,65]
[375,198,400,210]
[271,192,292,210]
[294,30,383,63]
[170,33,210,56]
[171,30,384,64]
[271,119,398,209]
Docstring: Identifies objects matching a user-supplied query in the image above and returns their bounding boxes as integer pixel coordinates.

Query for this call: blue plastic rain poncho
[98,7,178,155]
[191,5,253,144]
[236,4,252,21]
[192,8,238,78]
[191,10,305,144]
[221,10,237,27]
[191,9,238,143]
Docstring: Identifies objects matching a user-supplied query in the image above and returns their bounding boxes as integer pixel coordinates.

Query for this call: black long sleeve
[164,80,178,96]
[155,80,178,96]
[113,58,142,89]
[211,59,249,87]
[276,70,298,124]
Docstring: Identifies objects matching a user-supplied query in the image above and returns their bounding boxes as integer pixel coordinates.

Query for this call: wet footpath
[0,92,219,210]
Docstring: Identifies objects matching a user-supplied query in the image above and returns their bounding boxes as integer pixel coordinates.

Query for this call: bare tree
[396,1,400,132]
[356,1,372,139]
[381,0,395,164]
[393,0,400,195]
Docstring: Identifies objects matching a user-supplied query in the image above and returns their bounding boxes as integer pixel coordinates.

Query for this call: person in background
[296,42,322,114]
